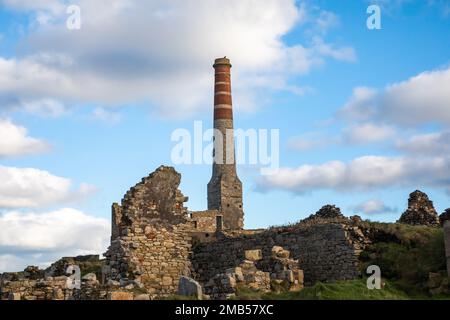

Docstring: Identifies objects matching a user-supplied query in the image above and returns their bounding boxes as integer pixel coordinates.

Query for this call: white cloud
[0,254,27,272]
[288,122,395,151]
[0,0,355,119]
[343,123,395,144]
[0,165,96,208]
[22,98,67,117]
[258,155,450,194]
[0,208,109,272]
[396,131,450,155]
[0,118,50,157]
[311,37,356,62]
[354,199,397,215]
[1,0,64,12]
[339,86,378,121]
[287,132,337,151]
[315,10,340,34]
[91,107,122,124]
[340,67,450,126]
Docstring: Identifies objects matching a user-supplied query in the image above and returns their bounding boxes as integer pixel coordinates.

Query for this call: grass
[233,279,450,300]
[268,280,411,300]
[359,223,446,295]
[362,221,443,246]
[160,294,198,300]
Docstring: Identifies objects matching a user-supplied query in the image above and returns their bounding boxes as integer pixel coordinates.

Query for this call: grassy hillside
[359,222,448,296]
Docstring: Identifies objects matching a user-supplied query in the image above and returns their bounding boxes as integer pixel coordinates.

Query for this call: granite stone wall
[444,221,450,278]
[191,223,361,286]
[104,166,193,298]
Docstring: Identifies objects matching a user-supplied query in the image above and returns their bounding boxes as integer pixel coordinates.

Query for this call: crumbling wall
[0,275,73,300]
[0,266,106,300]
[444,221,450,278]
[104,166,193,298]
[398,190,440,226]
[192,223,361,286]
[440,208,450,226]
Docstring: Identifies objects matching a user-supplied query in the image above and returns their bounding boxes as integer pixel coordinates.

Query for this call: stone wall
[191,210,221,233]
[444,221,450,278]
[192,222,361,286]
[104,166,193,298]
[0,268,106,300]
[0,271,73,300]
[440,209,450,226]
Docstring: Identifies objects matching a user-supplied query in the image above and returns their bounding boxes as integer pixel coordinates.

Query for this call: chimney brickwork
[207,57,244,230]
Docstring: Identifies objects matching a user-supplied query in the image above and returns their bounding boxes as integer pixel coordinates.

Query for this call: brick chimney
[207,57,244,230]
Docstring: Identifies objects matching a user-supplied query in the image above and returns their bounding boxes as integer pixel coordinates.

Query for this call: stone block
[82,273,97,282]
[245,249,262,261]
[271,246,283,256]
[8,292,21,300]
[108,291,134,300]
[178,276,202,300]
[52,288,64,300]
[162,276,173,286]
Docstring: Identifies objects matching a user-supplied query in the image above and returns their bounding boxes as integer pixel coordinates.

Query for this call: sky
[0,0,449,272]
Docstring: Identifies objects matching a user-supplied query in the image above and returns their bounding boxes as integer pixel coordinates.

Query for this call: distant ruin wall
[444,221,450,278]
[192,223,360,285]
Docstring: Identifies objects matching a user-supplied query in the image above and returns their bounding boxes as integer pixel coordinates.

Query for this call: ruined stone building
[2,58,450,300]
[100,58,361,298]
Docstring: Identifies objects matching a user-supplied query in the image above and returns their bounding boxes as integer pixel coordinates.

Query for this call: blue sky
[0,0,449,271]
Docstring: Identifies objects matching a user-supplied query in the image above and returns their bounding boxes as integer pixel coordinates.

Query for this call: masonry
[445,221,450,278]
[191,223,361,286]
[207,57,244,231]
[104,166,193,297]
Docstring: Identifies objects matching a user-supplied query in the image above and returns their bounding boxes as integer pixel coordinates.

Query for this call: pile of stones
[398,190,440,226]
[202,246,303,299]
[302,204,348,225]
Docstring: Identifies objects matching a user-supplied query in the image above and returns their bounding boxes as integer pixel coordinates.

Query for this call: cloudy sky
[0,0,449,272]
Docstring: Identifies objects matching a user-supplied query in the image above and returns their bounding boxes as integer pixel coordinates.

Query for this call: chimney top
[213,57,231,68]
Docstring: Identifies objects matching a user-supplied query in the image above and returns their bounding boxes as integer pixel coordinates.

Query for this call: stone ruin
[203,246,303,299]
[0,256,104,300]
[2,167,449,300]
[444,221,450,278]
[2,57,448,300]
[440,208,450,226]
[104,166,193,297]
[101,166,349,299]
[397,190,440,226]
[302,204,347,224]
[0,166,368,300]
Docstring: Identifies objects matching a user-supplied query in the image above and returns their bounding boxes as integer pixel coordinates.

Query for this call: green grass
[232,279,450,300]
[362,221,442,246]
[359,224,446,295]
[160,294,198,300]
[268,280,411,300]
